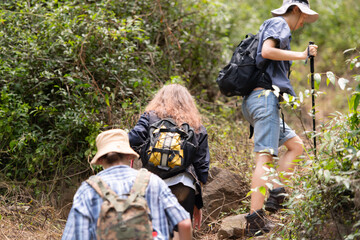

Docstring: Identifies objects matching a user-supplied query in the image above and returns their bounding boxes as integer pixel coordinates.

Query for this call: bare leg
[250,136,303,213]
[177,219,192,240]
[274,136,303,188]
[250,152,272,213]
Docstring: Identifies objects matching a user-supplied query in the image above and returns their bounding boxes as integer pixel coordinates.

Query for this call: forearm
[262,47,307,61]
[261,38,317,61]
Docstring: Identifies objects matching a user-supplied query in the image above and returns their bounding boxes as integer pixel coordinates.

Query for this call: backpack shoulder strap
[129,169,151,200]
[86,176,123,212]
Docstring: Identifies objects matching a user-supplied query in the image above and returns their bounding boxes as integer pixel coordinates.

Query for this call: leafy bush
[272,51,360,239]
[0,0,228,190]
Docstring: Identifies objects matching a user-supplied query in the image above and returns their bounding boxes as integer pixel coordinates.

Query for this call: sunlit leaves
[338,77,350,90]
[272,85,280,98]
[0,0,227,185]
[299,91,304,103]
[326,71,335,86]
[349,56,359,70]
[259,186,266,196]
[314,73,322,85]
[323,170,330,183]
[352,93,360,112]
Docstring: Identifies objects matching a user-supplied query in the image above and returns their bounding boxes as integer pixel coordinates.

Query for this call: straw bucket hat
[90,129,139,165]
[271,0,319,23]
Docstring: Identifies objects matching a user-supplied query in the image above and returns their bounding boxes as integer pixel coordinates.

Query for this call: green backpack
[86,168,154,240]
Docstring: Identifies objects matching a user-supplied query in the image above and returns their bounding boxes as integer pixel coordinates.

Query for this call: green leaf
[105,94,110,107]
[299,91,304,103]
[324,132,331,141]
[259,186,266,196]
[9,140,17,150]
[326,71,335,85]
[350,58,358,70]
[343,48,356,54]
[343,180,350,189]
[122,102,128,108]
[353,94,360,111]
[314,73,322,85]
[265,183,273,190]
[324,170,330,183]
[272,179,283,186]
[338,78,349,90]
[245,190,253,197]
[318,169,323,177]
[29,178,38,185]
[91,12,98,20]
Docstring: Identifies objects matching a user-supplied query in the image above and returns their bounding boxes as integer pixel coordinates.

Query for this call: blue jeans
[242,90,297,156]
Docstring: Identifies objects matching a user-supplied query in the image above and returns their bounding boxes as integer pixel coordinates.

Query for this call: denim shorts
[241,90,297,156]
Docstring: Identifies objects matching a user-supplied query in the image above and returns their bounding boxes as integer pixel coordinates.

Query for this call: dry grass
[0,204,65,240]
[0,202,222,240]
[0,181,66,240]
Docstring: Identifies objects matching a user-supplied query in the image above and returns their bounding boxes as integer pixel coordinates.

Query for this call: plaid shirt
[61,165,190,240]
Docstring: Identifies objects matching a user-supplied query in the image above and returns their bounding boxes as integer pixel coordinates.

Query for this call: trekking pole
[309,41,317,157]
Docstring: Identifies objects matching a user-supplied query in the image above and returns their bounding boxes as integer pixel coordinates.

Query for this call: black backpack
[140,117,198,179]
[216,33,270,97]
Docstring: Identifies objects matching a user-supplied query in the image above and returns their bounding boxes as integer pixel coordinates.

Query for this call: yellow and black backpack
[140,117,198,179]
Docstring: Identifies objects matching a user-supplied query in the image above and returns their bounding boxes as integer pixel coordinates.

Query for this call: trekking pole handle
[305,41,315,64]
[309,41,315,72]
[308,41,315,57]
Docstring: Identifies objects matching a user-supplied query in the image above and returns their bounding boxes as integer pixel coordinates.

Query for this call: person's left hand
[193,206,202,229]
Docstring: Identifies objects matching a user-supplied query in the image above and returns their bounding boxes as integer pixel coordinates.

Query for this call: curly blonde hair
[145,84,202,132]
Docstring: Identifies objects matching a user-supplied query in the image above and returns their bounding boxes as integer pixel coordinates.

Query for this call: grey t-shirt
[256,17,295,96]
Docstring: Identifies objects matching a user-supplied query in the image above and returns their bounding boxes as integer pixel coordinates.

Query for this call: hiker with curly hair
[242,0,319,236]
[128,84,210,238]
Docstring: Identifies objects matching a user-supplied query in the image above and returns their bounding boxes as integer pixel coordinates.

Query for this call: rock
[202,167,249,220]
[217,214,247,239]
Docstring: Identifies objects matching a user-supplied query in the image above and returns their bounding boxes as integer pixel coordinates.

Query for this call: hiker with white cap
[61,129,192,240]
[241,0,319,236]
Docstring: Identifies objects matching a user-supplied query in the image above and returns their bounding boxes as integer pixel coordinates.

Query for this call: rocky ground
[0,167,276,239]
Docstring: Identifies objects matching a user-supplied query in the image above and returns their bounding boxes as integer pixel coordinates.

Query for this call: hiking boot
[245,209,273,236]
[265,187,287,213]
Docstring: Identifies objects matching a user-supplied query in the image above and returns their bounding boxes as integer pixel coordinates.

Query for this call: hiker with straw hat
[241,0,319,236]
[62,129,192,240]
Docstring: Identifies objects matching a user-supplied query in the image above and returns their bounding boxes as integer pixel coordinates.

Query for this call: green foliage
[0,0,227,188]
[1,1,359,237]
[272,52,360,239]
[217,0,360,89]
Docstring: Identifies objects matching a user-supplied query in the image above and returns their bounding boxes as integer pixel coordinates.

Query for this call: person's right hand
[304,44,318,58]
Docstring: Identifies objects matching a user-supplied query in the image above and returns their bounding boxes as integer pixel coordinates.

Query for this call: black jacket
[128,112,210,208]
